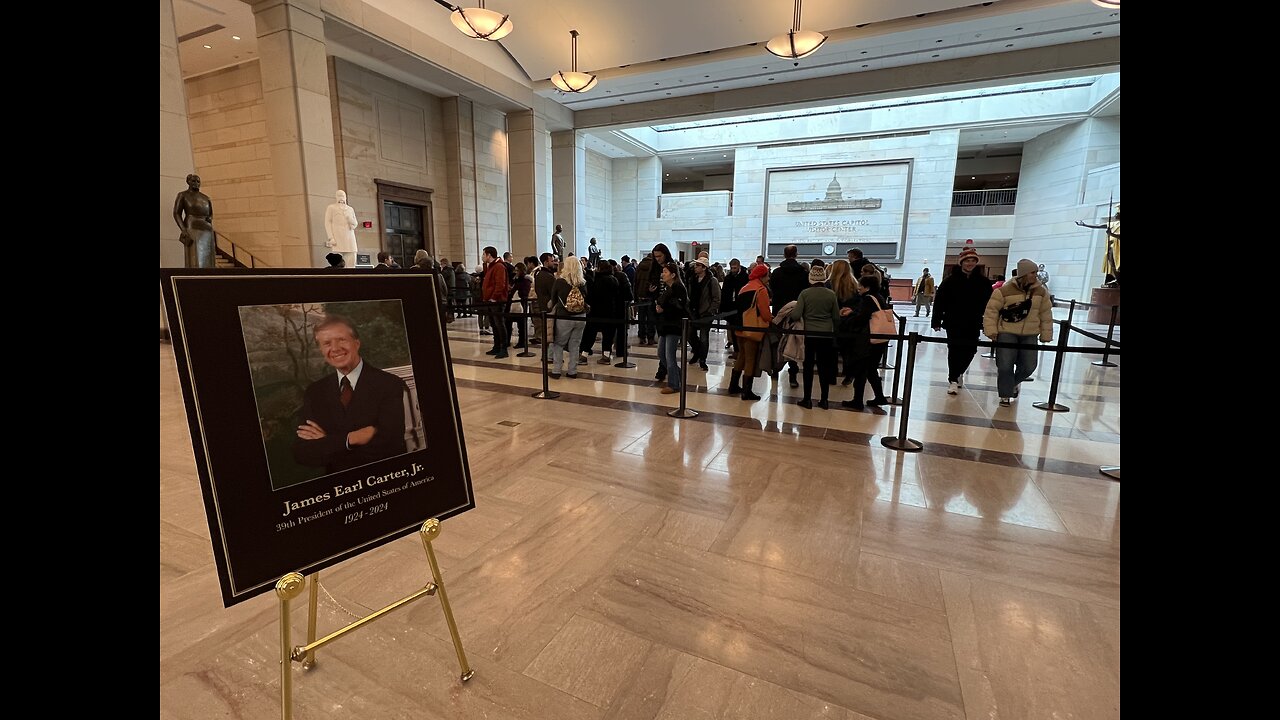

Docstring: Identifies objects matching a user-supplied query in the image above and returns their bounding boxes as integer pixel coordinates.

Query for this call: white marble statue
[324,190,359,267]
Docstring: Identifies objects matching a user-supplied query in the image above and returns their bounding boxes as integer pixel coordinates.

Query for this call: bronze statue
[1076,202,1120,287]
[173,174,216,268]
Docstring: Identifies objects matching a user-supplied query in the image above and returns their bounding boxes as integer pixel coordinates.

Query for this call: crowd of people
[340,237,1054,408]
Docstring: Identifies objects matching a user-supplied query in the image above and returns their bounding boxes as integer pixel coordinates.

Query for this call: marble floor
[160,312,1119,720]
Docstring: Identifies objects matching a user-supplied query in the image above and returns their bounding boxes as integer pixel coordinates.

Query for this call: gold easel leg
[303,572,319,670]
[419,519,474,682]
[276,573,306,720]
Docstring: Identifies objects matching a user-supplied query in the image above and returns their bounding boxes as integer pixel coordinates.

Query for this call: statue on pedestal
[325,190,359,267]
[1077,203,1120,287]
[173,174,215,269]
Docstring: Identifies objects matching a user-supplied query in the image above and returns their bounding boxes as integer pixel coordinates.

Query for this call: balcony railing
[951,188,1017,216]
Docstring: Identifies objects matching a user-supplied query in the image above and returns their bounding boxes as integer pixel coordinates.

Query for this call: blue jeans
[658,334,681,389]
[995,333,1039,398]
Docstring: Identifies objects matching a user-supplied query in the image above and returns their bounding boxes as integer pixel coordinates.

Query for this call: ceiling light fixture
[1091,0,1120,8]
[231,35,241,41]
[450,1,513,41]
[203,44,212,49]
[766,0,827,60]
[551,30,598,93]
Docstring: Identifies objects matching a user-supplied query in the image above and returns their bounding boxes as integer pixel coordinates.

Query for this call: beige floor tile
[586,538,964,720]
[941,572,1120,720]
[852,553,945,611]
[649,508,726,551]
[524,614,653,707]
[861,501,1119,607]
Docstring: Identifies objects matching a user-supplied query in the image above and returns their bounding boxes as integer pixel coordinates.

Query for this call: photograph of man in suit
[293,315,410,474]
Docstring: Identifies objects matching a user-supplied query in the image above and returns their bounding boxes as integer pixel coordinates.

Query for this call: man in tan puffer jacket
[983,258,1054,406]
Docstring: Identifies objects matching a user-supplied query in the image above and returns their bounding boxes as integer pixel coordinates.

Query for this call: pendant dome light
[551,30,598,93]
[450,1,513,41]
[766,0,828,60]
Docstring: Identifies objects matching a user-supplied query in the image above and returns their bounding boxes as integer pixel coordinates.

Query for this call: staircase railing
[214,231,270,268]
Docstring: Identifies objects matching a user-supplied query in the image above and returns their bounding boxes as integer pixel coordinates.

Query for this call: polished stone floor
[160,313,1119,720]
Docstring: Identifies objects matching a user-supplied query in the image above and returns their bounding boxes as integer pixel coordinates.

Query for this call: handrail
[214,230,270,269]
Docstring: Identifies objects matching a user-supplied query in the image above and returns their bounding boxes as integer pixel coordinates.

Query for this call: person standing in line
[653,261,689,395]
[792,265,839,409]
[914,268,936,317]
[984,258,1054,407]
[481,247,511,358]
[931,241,990,395]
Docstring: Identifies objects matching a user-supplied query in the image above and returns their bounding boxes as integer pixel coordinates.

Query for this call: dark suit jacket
[293,364,409,474]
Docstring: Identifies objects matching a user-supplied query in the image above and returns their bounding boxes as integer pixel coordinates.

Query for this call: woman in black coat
[838,274,890,410]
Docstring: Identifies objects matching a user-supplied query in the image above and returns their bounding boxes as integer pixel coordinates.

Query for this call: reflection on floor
[160,315,1119,720]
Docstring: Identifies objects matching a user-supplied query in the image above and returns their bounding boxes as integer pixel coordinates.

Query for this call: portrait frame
[160,269,474,607]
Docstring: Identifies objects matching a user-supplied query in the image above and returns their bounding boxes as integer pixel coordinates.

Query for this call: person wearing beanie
[687,258,721,371]
[324,252,345,270]
[984,258,1054,406]
[730,264,773,400]
[791,264,840,409]
[931,240,989,395]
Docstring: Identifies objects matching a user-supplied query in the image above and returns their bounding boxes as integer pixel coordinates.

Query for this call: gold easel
[274,518,473,720]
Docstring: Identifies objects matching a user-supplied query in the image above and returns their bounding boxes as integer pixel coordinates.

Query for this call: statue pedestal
[1088,287,1120,325]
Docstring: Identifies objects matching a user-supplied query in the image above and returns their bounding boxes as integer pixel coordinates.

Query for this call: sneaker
[599,353,612,364]
[956,376,964,388]
[660,386,679,394]
[841,400,865,410]
[578,353,589,364]
[999,397,1011,407]
[480,329,492,335]
[947,381,959,395]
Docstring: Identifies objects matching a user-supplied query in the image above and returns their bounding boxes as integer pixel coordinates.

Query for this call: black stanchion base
[614,361,637,368]
[517,349,537,358]
[1099,466,1120,480]
[531,390,561,400]
[667,408,700,419]
[1032,401,1070,412]
[1091,360,1118,367]
[880,436,923,452]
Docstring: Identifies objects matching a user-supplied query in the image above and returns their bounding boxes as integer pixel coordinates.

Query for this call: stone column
[551,130,587,259]
[252,0,339,267]
[443,97,480,268]
[508,110,550,261]
[160,0,195,269]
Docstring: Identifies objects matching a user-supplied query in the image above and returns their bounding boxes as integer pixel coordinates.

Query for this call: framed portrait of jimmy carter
[160,269,475,607]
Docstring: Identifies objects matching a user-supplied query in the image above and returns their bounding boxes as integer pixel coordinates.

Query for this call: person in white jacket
[324,190,359,267]
[983,258,1054,406]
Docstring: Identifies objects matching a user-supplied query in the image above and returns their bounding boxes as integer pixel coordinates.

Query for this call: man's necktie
[340,376,353,408]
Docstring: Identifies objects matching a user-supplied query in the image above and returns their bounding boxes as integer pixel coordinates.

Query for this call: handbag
[739,290,768,342]
[868,296,896,344]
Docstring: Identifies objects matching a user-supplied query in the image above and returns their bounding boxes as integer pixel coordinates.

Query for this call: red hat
[750,264,769,280]
[957,239,980,263]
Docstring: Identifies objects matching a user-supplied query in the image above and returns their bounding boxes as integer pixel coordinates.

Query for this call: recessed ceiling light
[935,39,943,43]
[1015,27,1023,30]
[203,44,212,49]
[722,154,727,158]
[666,92,671,95]
[931,54,939,58]
[971,176,976,180]
[861,64,868,68]
[762,66,768,69]
[654,82,660,85]
[1092,31,1102,35]
[860,50,867,54]
[704,75,710,78]
[768,77,775,81]
[713,86,719,89]
[1005,44,1014,47]
[232,35,241,41]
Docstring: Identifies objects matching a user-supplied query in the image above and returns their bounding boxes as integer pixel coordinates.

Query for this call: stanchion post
[1033,317,1071,413]
[531,309,560,400]
[668,316,699,418]
[880,332,923,452]
[1092,304,1119,367]
[517,303,535,357]
[888,315,907,405]
[880,313,896,370]
[616,300,637,368]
